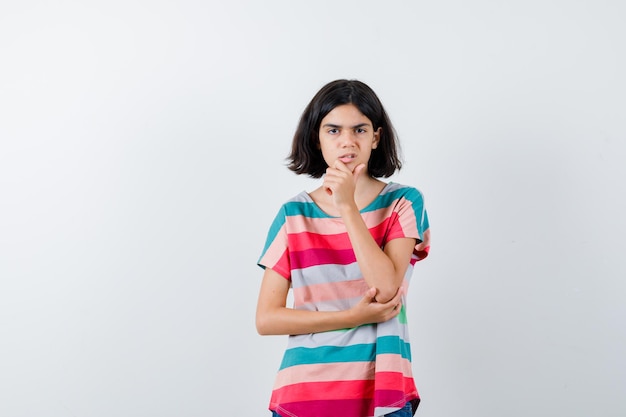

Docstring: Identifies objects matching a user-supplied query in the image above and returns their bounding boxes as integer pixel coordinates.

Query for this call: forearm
[257,286,403,336]
[339,204,402,302]
[256,306,357,336]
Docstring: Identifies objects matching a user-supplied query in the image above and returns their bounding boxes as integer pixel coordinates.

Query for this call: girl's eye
[356,128,366,134]
[328,128,339,134]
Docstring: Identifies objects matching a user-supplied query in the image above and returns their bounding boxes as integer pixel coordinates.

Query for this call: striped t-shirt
[258,182,431,417]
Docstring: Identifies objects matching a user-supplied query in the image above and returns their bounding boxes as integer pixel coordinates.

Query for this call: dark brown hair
[287,79,402,178]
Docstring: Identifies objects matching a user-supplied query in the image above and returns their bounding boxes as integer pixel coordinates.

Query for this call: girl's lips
[338,154,356,163]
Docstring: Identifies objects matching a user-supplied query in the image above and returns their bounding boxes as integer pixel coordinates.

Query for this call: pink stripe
[293,279,369,305]
[260,243,285,266]
[374,372,416,391]
[272,250,291,279]
[374,389,419,409]
[288,221,393,269]
[387,211,424,245]
[271,390,418,417]
[415,228,431,261]
[368,219,393,246]
[274,361,375,389]
[259,224,288,265]
[362,208,395,229]
[286,215,347,234]
[272,379,374,404]
[272,398,374,417]
[375,354,413,376]
[290,231,352,251]
[397,200,419,236]
[285,207,395,234]
[291,247,356,269]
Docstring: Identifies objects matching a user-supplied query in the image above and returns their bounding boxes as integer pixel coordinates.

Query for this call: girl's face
[318,103,381,173]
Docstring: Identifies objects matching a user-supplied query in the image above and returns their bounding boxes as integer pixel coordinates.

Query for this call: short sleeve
[257,206,292,279]
[385,187,431,261]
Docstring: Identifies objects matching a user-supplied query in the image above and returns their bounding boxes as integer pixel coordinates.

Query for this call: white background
[1,1,625,416]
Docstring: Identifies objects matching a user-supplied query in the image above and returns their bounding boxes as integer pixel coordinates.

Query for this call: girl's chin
[337,160,359,169]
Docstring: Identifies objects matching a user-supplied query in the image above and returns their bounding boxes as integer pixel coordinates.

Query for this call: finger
[323,170,337,194]
[384,288,403,307]
[323,179,339,196]
[393,285,404,298]
[325,166,341,175]
[353,163,366,181]
[380,287,400,303]
[333,160,351,173]
[365,287,377,299]
[324,168,345,184]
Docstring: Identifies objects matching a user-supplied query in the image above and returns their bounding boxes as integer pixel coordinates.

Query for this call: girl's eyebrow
[321,122,371,129]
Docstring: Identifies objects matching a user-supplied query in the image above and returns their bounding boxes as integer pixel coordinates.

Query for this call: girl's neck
[353,176,386,207]
[310,176,386,216]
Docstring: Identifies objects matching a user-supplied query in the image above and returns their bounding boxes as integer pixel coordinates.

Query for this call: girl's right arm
[256,267,403,336]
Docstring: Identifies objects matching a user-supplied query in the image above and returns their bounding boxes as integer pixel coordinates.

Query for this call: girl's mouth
[338,154,356,163]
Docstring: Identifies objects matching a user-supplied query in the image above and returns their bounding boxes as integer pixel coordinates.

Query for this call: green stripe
[398,304,407,324]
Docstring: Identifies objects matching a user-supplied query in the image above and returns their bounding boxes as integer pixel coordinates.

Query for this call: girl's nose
[340,131,357,146]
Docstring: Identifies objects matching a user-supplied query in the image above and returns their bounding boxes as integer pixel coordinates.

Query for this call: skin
[256,104,417,336]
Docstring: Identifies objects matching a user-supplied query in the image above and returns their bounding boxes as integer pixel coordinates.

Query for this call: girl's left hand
[323,161,365,208]
[348,286,404,326]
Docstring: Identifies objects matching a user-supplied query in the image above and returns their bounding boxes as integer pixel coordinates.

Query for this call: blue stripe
[284,200,327,218]
[258,206,287,262]
[279,335,411,369]
[259,184,429,262]
[280,343,375,369]
[367,185,428,240]
[376,335,413,362]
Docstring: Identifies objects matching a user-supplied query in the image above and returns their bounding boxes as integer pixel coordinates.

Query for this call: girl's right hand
[349,286,403,326]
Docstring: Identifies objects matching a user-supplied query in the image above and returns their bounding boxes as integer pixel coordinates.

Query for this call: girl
[256,79,431,417]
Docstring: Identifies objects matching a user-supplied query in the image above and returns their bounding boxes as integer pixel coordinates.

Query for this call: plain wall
[1,1,624,416]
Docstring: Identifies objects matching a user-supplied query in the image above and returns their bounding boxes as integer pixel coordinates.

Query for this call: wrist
[343,307,360,328]
[337,201,359,217]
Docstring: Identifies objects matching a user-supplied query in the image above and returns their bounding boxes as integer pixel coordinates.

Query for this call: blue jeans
[271,401,413,417]
[386,401,413,417]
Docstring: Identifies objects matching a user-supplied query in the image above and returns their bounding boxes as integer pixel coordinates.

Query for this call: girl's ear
[372,127,382,149]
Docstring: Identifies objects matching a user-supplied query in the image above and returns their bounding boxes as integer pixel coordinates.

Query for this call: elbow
[375,285,402,304]
[255,316,267,335]
[375,292,396,304]
[256,326,271,336]
[255,313,273,336]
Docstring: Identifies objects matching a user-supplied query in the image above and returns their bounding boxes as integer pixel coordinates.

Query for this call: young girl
[256,79,431,417]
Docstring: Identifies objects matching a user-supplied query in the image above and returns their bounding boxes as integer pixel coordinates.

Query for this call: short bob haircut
[287,79,402,178]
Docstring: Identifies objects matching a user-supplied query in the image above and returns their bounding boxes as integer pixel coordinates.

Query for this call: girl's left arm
[340,206,416,303]
[324,162,416,304]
